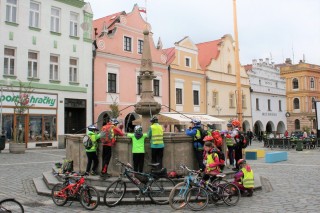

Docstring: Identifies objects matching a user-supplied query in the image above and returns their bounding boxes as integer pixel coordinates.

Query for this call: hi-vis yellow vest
[206,153,219,172]
[241,168,254,188]
[151,124,164,145]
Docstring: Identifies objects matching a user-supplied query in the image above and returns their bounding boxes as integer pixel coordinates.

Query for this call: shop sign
[0,92,57,108]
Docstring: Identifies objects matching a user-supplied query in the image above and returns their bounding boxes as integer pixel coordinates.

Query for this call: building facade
[0,0,93,147]
[164,36,206,131]
[198,34,252,131]
[246,58,287,137]
[280,60,319,134]
[93,5,169,132]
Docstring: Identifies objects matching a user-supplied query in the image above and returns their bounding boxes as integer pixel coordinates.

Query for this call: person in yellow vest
[203,141,221,177]
[127,125,148,172]
[224,123,236,169]
[233,159,254,196]
[148,116,164,169]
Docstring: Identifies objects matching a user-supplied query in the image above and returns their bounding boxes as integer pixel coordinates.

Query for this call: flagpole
[145,0,148,23]
[233,0,243,127]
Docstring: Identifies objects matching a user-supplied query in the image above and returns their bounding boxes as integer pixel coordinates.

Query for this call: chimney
[252,59,257,65]
[259,59,263,64]
[265,58,269,64]
[285,58,292,64]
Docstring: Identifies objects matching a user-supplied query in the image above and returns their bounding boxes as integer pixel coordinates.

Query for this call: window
[292,78,299,89]
[137,76,142,95]
[50,7,60,33]
[108,73,117,93]
[259,79,261,85]
[242,95,246,108]
[279,100,282,111]
[6,0,17,23]
[310,77,315,89]
[49,55,59,80]
[229,94,234,108]
[69,58,78,82]
[193,90,199,105]
[4,48,15,75]
[275,82,278,88]
[212,92,218,107]
[70,12,78,37]
[268,99,271,111]
[294,119,300,130]
[312,97,316,109]
[124,36,132,52]
[293,98,300,109]
[28,51,38,78]
[176,88,182,104]
[256,98,259,110]
[153,79,160,96]
[29,1,40,28]
[138,40,143,54]
[185,57,191,67]
[227,64,232,74]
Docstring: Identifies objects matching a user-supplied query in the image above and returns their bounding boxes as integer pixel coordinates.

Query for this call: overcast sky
[88,0,320,66]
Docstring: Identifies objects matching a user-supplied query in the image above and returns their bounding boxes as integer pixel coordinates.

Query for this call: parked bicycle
[0,198,24,213]
[103,159,175,207]
[185,174,241,211]
[51,172,100,210]
[168,164,202,210]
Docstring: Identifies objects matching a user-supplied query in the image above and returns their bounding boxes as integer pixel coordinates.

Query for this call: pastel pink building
[93,5,169,132]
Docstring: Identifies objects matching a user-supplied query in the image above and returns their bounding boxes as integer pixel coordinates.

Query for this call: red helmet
[203,135,214,141]
[237,159,246,165]
[226,134,232,138]
[232,119,240,127]
[168,171,177,178]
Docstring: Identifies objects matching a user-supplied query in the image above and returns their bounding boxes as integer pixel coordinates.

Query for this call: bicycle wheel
[0,198,24,213]
[149,177,175,205]
[185,187,209,211]
[222,183,241,206]
[103,180,126,207]
[168,182,189,210]
[80,185,100,210]
[51,183,68,206]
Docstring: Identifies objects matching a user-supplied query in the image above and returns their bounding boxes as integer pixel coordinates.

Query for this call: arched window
[292,78,299,89]
[227,64,232,74]
[295,119,300,130]
[310,77,315,89]
[293,98,300,109]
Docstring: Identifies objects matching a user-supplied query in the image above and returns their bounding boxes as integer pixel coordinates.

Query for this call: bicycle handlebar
[179,164,201,174]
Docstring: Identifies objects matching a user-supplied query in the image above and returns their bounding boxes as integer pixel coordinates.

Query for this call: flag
[139,7,146,13]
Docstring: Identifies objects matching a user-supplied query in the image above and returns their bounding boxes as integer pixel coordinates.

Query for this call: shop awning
[132,112,226,125]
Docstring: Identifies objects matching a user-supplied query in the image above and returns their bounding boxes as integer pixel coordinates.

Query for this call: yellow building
[164,37,207,131]
[197,34,252,131]
[280,60,319,134]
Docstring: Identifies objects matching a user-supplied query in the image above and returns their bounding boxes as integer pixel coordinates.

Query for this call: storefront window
[44,116,57,140]
[3,115,13,140]
[29,116,42,142]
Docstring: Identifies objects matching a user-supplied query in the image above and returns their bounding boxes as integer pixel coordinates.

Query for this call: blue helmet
[110,118,119,125]
[191,119,201,125]
[88,125,99,132]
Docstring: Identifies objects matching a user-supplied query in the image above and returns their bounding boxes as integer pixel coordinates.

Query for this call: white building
[0,0,93,147]
[246,58,287,137]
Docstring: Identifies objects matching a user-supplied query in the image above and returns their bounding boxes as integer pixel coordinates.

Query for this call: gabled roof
[93,11,125,35]
[163,47,175,65]
[196,39,222,70]
[244,64,252,71]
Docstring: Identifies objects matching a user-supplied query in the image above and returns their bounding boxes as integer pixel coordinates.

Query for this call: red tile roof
[244,64,252,71]
[196,39,222,70]
[93,11,125,35]
[163,47,175,65]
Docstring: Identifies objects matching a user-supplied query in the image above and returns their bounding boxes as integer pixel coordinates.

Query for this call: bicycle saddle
[216,173,226,178]
[148,163,160,167]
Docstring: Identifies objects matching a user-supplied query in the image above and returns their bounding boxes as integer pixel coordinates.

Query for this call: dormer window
[185,57,191,67]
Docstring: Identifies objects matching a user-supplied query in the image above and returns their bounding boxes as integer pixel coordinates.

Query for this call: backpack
[213,150,225,171]
[62,159,73,173]
[101,125,115,144]
[83,135,93,149]
[212,131,223,147]
[237,131,248,149]
[196,128,207,144]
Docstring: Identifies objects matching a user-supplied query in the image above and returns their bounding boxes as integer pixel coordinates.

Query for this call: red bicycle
[51,172,100,210]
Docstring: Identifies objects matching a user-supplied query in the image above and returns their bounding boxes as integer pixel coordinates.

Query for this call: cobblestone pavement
[1,142,320,212]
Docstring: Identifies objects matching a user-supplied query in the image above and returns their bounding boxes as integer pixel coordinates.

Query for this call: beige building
[280,60,319,134]
[197,34,252,131]
[164,37,207,131]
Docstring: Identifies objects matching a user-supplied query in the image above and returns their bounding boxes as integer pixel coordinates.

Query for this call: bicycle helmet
[227,123,233,128]
[203,135,214,142]
[237,159,246,165]
[134,125,142,133]
[168,171,177,178]
[150,116,158,123]
[88,125,99,132]
[232,119,240,127]
[110,118,119,125]
[191,119,201,125]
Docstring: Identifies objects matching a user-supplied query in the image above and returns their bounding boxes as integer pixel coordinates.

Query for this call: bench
[265,151,288,163]
[245,149,265,158]
[245,151,257,160]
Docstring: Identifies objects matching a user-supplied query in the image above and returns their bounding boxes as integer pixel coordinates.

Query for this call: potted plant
[9,81,34,154]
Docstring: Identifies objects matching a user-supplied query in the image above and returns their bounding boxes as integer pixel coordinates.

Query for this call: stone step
[33,177,51,196]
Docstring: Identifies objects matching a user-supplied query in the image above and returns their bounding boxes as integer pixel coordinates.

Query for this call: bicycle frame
[55,174,86,199]
[177,165,201,197]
